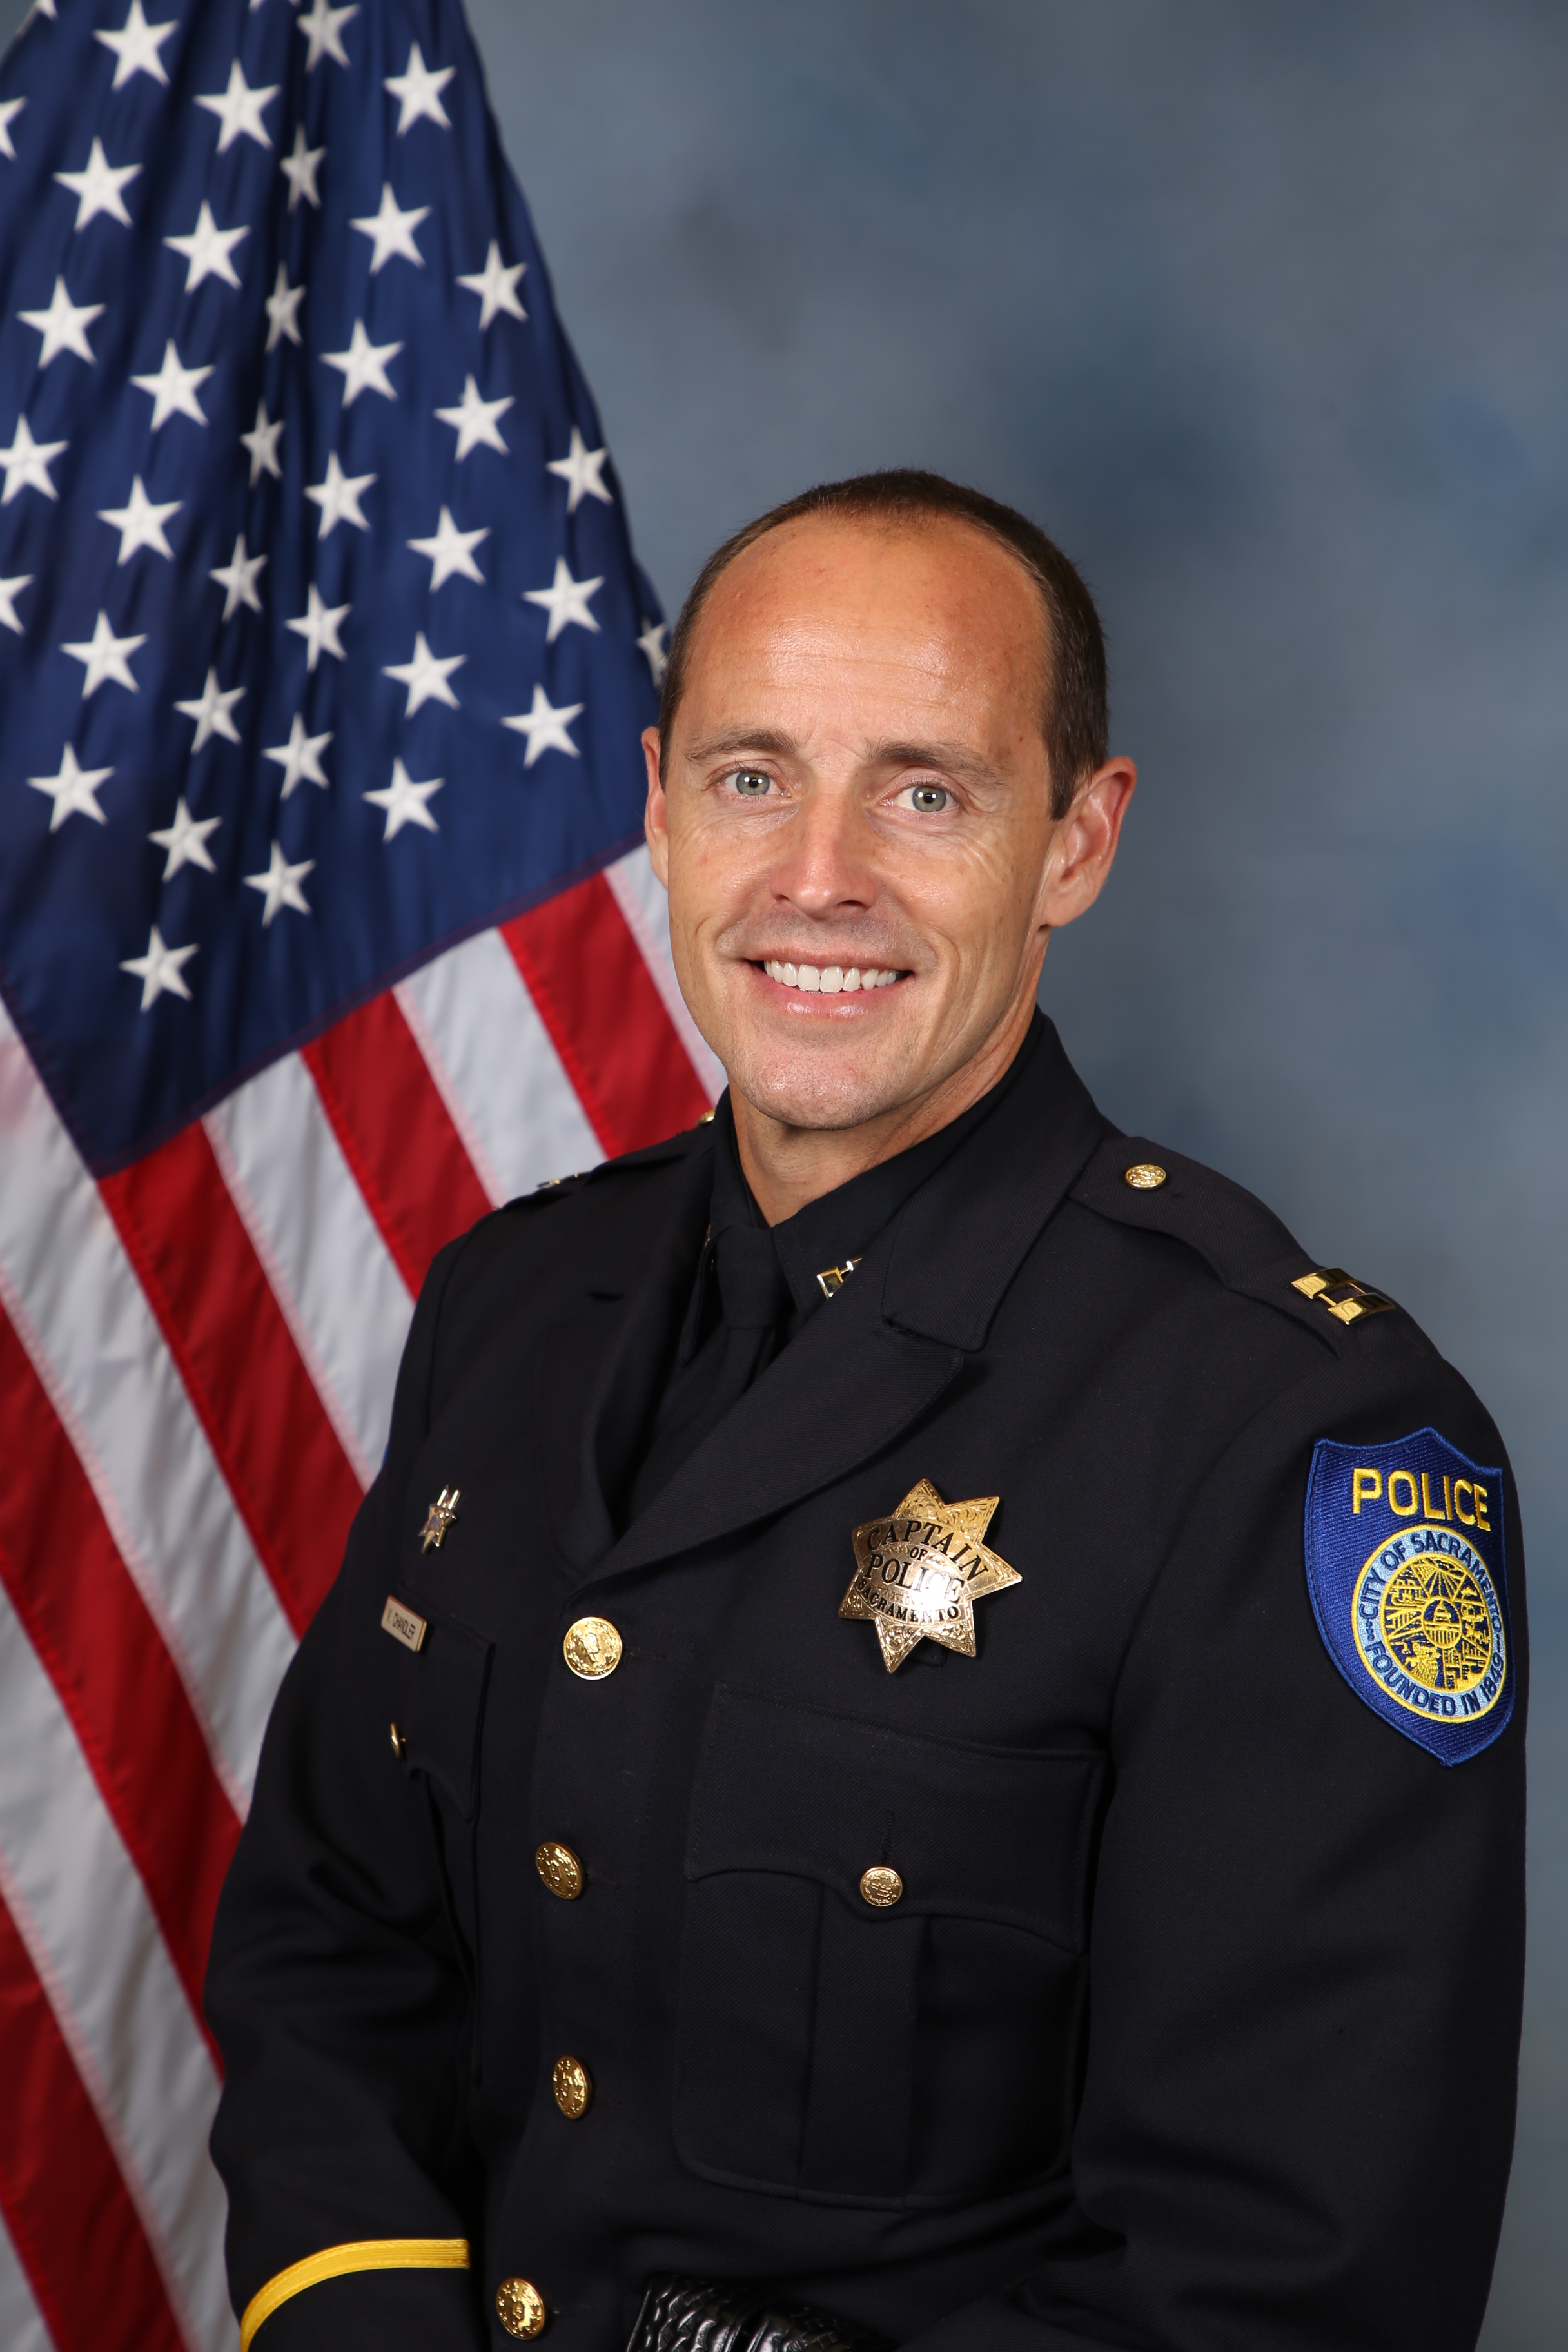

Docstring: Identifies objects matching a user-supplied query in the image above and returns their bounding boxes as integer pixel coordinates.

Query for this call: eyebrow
[683,727,1006,792]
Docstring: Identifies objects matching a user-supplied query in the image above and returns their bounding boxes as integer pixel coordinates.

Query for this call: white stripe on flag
[205,1052,413,1486]
[0,2215,50,2352]
[603,845,725,1101]
[0,1003,296,1808]
[0,1586,233,2351]
[397,925,602,1197]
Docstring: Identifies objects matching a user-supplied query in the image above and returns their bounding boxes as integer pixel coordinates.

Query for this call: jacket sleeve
[902,1338,1527,2352]
[205,1235,488,2352]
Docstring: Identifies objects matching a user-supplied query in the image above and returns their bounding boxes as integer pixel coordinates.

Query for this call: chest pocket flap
[688,1686,1101,1948]
[678,1687,1105,2207]
[398,1609,493,1823]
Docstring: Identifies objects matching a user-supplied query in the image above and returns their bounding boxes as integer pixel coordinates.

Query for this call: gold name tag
[381,1596,428,1653]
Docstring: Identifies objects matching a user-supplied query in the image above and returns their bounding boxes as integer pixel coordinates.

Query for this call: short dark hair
[656,468,1108,818]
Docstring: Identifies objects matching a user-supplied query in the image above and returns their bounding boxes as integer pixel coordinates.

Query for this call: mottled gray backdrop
[5,0,1561,2335]
[462,3,1565,2338]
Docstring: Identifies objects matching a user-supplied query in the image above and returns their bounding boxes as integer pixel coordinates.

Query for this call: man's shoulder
[1061,1128,1438,1369]
[430,1115,713,1321]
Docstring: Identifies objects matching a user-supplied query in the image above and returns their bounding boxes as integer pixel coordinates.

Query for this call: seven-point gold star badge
[840,1478,1022,1671]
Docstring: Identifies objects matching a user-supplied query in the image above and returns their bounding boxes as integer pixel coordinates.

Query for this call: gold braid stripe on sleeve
[239,2236,471,2350]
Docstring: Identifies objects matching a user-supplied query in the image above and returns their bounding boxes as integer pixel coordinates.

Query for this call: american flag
[0,0,718,2342]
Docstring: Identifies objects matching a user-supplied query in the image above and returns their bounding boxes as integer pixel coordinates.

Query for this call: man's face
[645,513,1121,1135]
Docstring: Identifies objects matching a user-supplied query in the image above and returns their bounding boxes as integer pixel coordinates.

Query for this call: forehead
[679,512,1048,740]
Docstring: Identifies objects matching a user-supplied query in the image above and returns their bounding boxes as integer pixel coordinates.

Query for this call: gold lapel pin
[420,1487,460,1553]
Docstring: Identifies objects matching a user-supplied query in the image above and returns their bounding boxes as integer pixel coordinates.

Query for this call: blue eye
[729,769,772,797]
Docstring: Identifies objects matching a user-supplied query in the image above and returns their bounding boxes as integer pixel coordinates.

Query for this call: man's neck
[730,992,1038,1227]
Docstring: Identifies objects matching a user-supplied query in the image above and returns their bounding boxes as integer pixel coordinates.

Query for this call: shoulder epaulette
[1069,1132,1420,1357]
[503,1113,715,1213]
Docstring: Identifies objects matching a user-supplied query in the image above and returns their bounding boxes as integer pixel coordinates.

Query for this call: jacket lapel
[536,1140,713,1571]
[582,1018,1108,1587]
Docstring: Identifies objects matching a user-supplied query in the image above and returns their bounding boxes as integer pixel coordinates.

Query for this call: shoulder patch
[1304,1430,1513,1763]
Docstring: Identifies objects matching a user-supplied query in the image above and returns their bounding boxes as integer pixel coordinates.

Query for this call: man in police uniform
[207,472,1526,2352]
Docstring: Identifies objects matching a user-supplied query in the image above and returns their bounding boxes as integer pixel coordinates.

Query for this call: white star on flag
[286,582,350,665]
[264,714,333,796]
[546,426,612,513]
[364,757,443,839]
[383,631,464,715]
[241,398,283,484]
[298,0,356,74]
[0,574,32,634]
[435,373,512,459]
[195,59,279,152]
[121,924,197,1007]
[322,318,400,404]
[98,475,179,564]
[28,743,114,830]
[265,264,306,349]
[210,534,266,617]
[94,1,176,89]
[149,797,220,878]
[164,201,248,293]
[503,683,584,767]
[350,181,429,273]
[384,41,455,133]
[244,841,314,925]
[0,416,66,504]
[54,137,140,231]
[18,276,103,368]
[456,240,525,328]
[62,609,146,695]
[281,124,324,210]
[525,556,603,642]
[638,618,669,683]
[304,453,375,536]
[175,667,245,750]
[0,98,25,161]
[408,505,488,589]
[131,340,212,429]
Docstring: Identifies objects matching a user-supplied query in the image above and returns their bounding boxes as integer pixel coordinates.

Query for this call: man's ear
[642,726,669,887]
[1037,756,1137,933]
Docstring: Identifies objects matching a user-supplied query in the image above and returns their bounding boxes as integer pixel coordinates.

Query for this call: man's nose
[767,783,876,918]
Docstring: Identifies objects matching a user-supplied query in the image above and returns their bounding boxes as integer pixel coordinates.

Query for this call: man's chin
[721,1028,925,1135]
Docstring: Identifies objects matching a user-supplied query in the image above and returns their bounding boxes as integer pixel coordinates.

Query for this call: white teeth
[761,959,901,991]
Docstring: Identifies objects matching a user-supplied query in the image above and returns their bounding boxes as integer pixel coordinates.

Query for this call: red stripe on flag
[302,990,493,1295]
[0,1308,241,2053]
[502,874,710,1157]
[0,1892,185,2352]
[99,1125,362,1636]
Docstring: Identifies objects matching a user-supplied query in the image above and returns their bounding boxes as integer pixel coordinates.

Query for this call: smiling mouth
[758,959,905,994]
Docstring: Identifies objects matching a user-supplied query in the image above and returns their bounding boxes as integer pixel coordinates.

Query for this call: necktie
[710,1223,794,1411]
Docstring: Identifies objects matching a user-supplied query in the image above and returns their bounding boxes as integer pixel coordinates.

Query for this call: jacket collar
[542,1016,1107,1585]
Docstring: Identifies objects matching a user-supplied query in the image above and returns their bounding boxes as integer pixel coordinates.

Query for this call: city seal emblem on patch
[1304,1429,1513,1764]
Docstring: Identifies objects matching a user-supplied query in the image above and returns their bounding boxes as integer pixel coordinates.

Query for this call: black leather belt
[628,2274,892,2352]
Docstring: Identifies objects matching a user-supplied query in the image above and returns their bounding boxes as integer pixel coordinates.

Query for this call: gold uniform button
[552,2053,593,2117]
[389,1721,406,1760]
[496,2277,547,2338]
[562,1616,622,1680]
[1124,1162,1168,1190]
[860,1865,904,1908]
[534,1840,584,1899]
